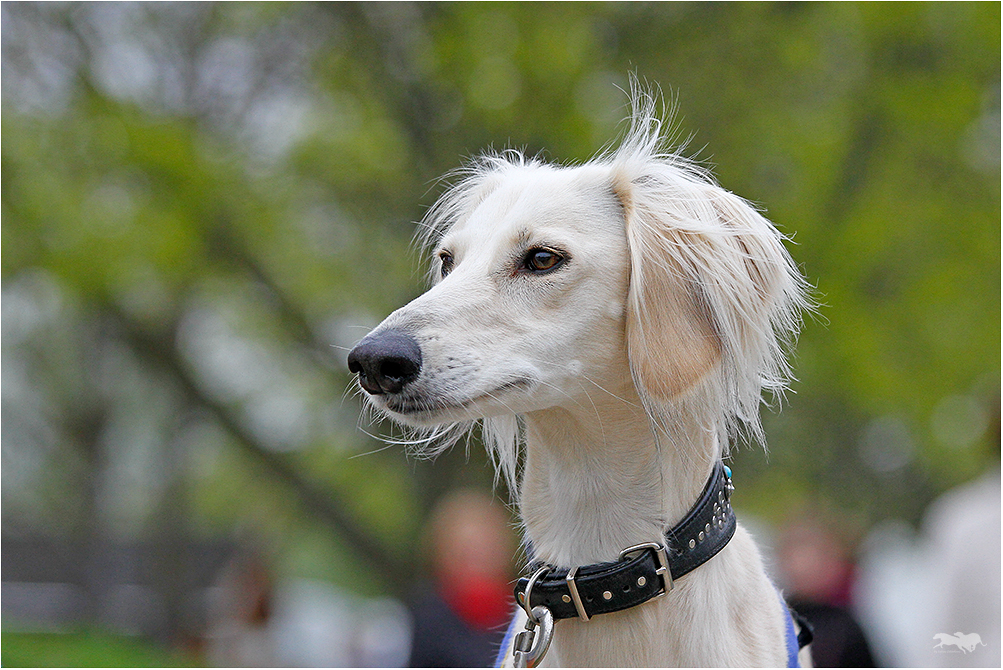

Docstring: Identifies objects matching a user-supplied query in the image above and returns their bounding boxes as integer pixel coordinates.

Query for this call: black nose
[347,330,422,395]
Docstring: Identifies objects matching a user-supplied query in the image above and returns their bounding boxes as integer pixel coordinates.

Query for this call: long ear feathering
[607,84,812,448]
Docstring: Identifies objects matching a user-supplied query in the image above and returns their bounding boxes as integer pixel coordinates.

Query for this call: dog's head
[349,160,634,424]
[348,90,809,482]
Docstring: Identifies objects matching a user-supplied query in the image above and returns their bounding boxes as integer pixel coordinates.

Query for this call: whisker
[516,355,641,409]
[576,382,608,448]
[348,442,398,459]
[580,375,641,408]
[340,381,363,406]
[528,377,579,404]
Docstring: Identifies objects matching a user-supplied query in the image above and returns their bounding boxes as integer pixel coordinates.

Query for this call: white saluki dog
[348,88,812,667]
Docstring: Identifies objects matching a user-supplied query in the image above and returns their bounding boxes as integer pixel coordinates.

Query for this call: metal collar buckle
[619,541,673,596]
[564,542,672,623]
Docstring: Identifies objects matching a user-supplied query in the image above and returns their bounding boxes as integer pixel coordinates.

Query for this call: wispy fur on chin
[359,391,524,489]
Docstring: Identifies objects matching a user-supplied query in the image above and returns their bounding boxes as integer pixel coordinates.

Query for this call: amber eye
[523,248,564,273]
[438,251,454,277]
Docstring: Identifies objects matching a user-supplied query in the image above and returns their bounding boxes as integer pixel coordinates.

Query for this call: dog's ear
[617,173,804,407]
[619,179,721,403]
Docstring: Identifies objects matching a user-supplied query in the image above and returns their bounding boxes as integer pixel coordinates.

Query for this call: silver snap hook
[513,605,554,668]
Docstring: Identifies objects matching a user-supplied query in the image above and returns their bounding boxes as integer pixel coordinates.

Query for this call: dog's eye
[523,248,564,273]
[438,251,454,277]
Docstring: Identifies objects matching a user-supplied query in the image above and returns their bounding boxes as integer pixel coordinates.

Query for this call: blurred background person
[408,489,517,667]
[206,549,276,667]
[853,398,1000,667]
[778,517,877,667]
[920,409,1000,668]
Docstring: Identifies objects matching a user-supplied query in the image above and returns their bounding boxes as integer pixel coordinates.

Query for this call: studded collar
[515,461,736,622]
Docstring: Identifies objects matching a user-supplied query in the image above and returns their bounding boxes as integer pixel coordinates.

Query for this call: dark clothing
[408,587,508,668]
[788,598,876,668]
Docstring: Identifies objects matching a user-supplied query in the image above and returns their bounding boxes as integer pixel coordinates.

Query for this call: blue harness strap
[780,591,802,668]
[495,609,523,668]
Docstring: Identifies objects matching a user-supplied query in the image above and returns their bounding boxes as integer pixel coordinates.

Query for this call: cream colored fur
[355,87,811,666]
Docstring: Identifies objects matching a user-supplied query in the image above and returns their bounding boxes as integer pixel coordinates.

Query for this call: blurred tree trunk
[68,404,109,626]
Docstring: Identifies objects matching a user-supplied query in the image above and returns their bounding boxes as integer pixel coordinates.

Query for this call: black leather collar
[515,462,736,622]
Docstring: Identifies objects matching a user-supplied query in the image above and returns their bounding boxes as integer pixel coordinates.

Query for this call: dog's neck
[519,380,720,569]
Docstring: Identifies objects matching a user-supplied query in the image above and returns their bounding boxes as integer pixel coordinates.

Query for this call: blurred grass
[1,627,199,668]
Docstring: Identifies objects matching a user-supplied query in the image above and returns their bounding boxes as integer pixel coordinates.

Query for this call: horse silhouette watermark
[933,632,987,654]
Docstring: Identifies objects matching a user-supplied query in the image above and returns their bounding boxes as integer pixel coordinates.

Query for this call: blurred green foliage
[1,628,198,667]
[1,0,999,647]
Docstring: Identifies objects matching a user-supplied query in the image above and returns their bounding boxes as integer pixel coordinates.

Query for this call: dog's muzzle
[347,329,422,395]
